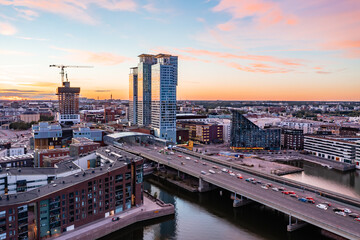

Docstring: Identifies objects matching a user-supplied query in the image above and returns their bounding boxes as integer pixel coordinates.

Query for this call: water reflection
[283,162,360,199]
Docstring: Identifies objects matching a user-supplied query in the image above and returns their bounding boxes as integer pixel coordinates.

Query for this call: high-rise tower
[129,67,138,124]
[56,81,80,124]
[151,54,178,142]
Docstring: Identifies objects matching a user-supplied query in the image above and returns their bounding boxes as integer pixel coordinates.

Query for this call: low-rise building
[20,111,40,123]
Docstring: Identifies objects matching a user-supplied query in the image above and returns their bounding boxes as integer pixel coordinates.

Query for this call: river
[100,173,336,240]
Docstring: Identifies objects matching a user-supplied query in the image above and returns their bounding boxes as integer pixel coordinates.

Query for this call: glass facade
[151,55,178,143]
[230,110,280,150]
[129,67,138,124]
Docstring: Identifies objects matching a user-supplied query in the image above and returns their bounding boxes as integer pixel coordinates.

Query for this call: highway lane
[123,145,360,239]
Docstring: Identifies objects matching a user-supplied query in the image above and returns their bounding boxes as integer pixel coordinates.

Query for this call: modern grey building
[230,110,280,150]
[151,54,178,142]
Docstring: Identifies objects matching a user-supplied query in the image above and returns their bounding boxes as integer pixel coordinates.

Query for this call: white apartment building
[304,136,360,168]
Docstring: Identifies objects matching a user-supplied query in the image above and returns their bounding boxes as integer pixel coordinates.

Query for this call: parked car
[178,155,182,158]
[229,172,236,177]
[112,217,120,222]
[298,198,307,202]
[265,183,273,188]
[316,204,328,210]
[307,199,315,204]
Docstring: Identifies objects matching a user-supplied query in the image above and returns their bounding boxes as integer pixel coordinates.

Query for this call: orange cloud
[52,46,131,65]
[322,40,360,58]
[225,61,291,74]
[0,21,16,35]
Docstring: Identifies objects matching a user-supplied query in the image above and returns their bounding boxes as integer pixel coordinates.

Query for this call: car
[333,207,343,212]
[181,161,185,165]
[278,187,285,191]
[202,162,207,165]
[169,152,174,155]
[178,155,182,158]
[209,169,216,174]
[246,178,254,182]
[251,180,257,184]
[256,180,262,184]
[355,218,360,222]
[265,183,273,188]
[343,208,352,214]
[282,191,290,195]
[287,191,295,195]
[185,157,191,160]
[167,157,172,160]
[322,202,332,207]
[201,171,206,175]
[348,213,359,218]
[261,185,268,190]
[316,204,328,210]
[307,199,315,204]
[289,194,298,198]
[298,198,307,202]
[306,197,314,201]
[335,211,347,217]
[222,168,228,173]
[212,165,218,169]
[236,174,243,179]
[194,160,199,163]
[272,187,279,192]
[112,217,120,222]
[229,172,236,177]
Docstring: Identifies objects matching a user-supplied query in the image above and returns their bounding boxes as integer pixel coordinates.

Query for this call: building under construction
[56,81,80,124]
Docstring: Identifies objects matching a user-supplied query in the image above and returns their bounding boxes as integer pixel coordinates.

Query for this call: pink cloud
[225,61,291,74]
[0,0,137,24]
[213,0,297,28]
[15,8,38,20]
[0,21,16,35]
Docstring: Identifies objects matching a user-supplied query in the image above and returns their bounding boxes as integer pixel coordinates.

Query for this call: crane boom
[49,64,93,83]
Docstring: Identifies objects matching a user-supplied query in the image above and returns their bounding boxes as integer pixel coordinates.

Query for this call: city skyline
[0,0,359,101]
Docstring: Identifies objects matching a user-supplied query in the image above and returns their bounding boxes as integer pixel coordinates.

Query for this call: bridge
[118,144,360,240]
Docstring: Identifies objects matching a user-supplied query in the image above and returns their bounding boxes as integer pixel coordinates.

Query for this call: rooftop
[0,146,141,206]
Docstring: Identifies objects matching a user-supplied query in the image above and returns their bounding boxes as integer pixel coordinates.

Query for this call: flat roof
[0,146,141,206]
[106,132,151,139]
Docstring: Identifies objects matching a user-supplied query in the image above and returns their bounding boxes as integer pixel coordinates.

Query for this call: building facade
[281,128,304,150]
[32,122,63,150]
[151,54,178,142]
[129,67,138,125]
[304,136,360,168]
[230,110,281,150]
[0,147,143,240]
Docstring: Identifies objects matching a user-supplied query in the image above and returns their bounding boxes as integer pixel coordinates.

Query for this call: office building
[177,122,223,144]
[56,81,81,124]
[151,54,178,142]
[230,110,281,150]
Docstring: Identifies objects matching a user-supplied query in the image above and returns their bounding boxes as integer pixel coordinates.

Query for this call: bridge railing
[174,147,360,208]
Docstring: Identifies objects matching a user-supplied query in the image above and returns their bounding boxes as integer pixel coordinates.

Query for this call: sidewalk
[52,196,174,240]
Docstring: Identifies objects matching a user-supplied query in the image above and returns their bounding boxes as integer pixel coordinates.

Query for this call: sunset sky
[0,0,359,101]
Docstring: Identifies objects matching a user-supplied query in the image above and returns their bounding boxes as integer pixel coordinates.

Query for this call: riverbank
[51,194,175,240]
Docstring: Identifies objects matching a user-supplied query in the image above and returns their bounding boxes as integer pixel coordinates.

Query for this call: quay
[51,194,174,240]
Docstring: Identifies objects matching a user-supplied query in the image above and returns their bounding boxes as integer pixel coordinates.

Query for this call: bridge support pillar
[231,193,252,207]
[287,215,307,232]
[198,178,215,192]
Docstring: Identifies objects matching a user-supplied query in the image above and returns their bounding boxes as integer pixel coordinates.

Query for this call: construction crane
[49,65,93,83]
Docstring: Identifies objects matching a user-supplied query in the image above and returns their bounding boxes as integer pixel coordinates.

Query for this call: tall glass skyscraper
[129,67,138,124]
[151,54,178,142]
[129,53,178,143]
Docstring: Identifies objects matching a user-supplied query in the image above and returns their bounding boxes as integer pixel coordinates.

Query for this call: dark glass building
[230,110,280,150]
